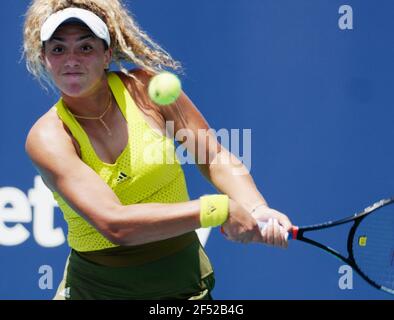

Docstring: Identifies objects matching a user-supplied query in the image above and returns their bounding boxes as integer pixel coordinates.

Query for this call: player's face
[42,24,111,97]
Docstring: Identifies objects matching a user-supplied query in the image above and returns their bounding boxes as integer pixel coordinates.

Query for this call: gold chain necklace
[69,93,113,136]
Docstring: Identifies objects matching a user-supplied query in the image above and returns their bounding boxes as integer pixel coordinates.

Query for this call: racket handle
[219,220,298,240]
[256,220,293,240]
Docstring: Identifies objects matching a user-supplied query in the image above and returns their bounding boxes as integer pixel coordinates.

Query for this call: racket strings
[352,205,394,291]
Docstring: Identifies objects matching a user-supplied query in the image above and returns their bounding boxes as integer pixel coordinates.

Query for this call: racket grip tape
[220,220,298,240]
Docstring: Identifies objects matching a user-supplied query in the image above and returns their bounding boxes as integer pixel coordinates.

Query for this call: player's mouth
[63,72,84,76]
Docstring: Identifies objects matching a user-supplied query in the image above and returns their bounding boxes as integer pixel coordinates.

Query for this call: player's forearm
[202,148,268,213]
[107,200,201,246]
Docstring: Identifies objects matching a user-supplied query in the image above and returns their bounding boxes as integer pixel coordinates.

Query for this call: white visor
[40,8,111,46]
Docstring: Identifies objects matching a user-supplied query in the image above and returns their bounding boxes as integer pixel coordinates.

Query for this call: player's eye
[51,46,64,54]
[81,44,93,53]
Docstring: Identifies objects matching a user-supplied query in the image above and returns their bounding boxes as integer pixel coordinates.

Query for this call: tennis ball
[148,72,181,105]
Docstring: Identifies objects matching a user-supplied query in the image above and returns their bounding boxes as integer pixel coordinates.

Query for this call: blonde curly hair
[23,0,182,89]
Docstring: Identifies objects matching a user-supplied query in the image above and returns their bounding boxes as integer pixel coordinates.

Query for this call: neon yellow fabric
[52,72,190,251]
[200,194,229,227]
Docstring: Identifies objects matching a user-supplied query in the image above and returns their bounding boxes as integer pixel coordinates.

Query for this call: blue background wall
[0,0,393,299]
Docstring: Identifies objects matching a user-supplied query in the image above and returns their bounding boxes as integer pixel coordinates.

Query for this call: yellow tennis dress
[52,71,214,299]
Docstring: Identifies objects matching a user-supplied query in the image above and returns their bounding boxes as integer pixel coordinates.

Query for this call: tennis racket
[257,197,394,295]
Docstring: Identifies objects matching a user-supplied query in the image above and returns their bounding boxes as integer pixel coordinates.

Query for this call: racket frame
[294,197,394,294]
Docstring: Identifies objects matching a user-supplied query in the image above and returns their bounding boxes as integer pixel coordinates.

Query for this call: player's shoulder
[25,107,73,162]
[26,108,62,143]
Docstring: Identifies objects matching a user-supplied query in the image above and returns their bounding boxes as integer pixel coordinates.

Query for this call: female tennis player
[23,0,292,300]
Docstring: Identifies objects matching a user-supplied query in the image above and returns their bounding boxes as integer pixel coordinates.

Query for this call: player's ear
[104,47,112,70]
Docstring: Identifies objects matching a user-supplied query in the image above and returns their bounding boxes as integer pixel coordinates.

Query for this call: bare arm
[157,88,268,214]
[173,94,267,213]
[25,114,201,246]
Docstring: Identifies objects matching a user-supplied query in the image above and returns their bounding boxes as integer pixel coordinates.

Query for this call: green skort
[54,232,215,300]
